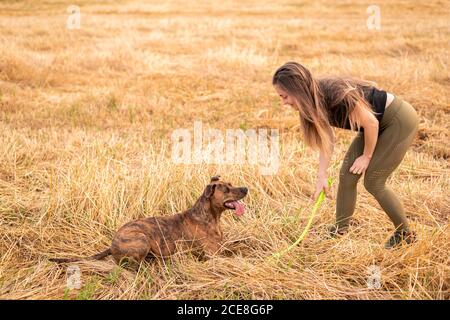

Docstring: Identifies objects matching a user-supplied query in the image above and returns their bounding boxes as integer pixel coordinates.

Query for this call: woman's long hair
[272,61,378,156]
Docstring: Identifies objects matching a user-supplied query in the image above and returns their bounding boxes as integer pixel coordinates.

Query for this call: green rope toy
[272,177,334,260]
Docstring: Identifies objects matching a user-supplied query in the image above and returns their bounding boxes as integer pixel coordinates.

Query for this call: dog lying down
[49,176,248,266]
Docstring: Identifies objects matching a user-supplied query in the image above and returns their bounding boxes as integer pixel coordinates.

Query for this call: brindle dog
[49,176,247,266]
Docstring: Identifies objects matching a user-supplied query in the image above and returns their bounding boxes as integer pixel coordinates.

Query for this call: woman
[273,61,419,248]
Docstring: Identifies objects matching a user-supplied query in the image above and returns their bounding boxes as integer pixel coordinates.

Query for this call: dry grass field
[0,0,449,299]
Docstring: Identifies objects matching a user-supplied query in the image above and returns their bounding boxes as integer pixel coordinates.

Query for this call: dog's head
[201,175,248,216]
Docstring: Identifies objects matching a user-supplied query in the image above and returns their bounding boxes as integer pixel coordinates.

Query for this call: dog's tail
[49,248,111,264]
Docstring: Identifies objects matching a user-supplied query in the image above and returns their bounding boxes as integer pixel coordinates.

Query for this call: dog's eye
[224,186,230,193]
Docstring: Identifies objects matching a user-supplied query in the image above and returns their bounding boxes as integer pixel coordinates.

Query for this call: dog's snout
[240,187,248,195]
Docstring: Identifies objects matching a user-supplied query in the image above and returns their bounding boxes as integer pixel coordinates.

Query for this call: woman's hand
[310,175,332,203]
[349,155,371,175]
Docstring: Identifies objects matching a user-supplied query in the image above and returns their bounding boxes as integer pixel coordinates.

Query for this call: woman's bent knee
[363,174,386,196]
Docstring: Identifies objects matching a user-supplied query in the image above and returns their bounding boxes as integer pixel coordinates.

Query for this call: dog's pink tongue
[233,201,245,216]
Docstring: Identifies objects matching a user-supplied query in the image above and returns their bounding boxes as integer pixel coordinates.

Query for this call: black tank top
[327,87,387,132]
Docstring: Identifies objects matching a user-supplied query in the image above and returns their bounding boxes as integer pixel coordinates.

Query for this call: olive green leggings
[336,96,419,231]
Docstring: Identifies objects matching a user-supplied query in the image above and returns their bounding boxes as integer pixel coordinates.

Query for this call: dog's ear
[203,183,216,199]
[210,175,220,182]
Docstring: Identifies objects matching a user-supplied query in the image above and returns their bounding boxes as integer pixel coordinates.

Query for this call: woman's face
[274,84,295,109]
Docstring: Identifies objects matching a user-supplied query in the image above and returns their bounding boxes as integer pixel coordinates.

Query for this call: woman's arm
[318,128,335,177]
[351,103,379,159]
[318,149,332,178]
[348,103,379,174]
[312,129,334,201]
[362,122,378,159]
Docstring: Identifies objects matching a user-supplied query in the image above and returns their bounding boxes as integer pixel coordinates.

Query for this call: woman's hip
[379,96,419,134]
